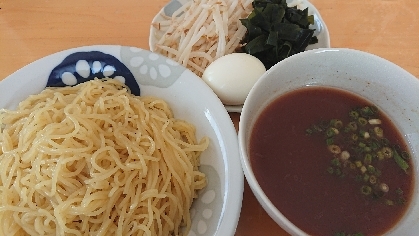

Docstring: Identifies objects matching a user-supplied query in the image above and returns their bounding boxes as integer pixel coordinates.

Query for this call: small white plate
[149,0,331,113]
[0,45,243,236]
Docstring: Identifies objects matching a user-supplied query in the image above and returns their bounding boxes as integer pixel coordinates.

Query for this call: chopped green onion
[380,183,389,193]
[377,151,384,161]
[361,185,372,195]
[367,165,376,174]
[369,175,377,184]
[393,149,409,173]
[397,197,407,205]
[353,146,363,154]
[381,147,393,158]
[330,119,343,129]
[349,110,359,120]
[360,166,367,174]
[358,117,368,126]
[401,151,410,160]
[351,133,359,142]
[360,106,375,116]
[340,151,350,160]
[319,120,329,129]
[373,127,383,138]
[385,199,394,206]
[368,119,382,125]
[328,145,341,154]
[327,127,339,137]
[326,138,334,146]
[312,125,323,132]
[347,122,358,131]
[381,138,390,146]
[359,130,370,139]
[370,140,380,151]
[331,158,341,167]
[305,128,313,135]
[364,154,372,165]
[363,174,370,182]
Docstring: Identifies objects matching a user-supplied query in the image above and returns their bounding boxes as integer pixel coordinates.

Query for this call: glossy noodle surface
[0,79,208,236]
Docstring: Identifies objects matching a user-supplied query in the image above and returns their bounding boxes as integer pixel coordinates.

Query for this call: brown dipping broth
[249,87,414,235]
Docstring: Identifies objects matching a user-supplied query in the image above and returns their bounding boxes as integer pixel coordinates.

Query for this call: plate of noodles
[149,0,330,112]
[0,45,243,236]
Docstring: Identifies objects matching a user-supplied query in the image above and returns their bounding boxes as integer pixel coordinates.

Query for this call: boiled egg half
[202,53,266,105]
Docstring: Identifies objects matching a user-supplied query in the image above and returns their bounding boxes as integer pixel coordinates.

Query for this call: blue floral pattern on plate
[120,47,186,88]
[47,51,141,95]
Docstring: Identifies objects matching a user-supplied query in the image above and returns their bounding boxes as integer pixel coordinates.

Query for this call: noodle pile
[0,79,209,236]
[152,0,254,76]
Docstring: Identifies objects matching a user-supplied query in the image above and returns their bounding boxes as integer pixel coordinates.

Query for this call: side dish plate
[149,0,331,113]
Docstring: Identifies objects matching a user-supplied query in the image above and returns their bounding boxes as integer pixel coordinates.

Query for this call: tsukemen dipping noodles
[249,87,414,236]
[0,79,208,236]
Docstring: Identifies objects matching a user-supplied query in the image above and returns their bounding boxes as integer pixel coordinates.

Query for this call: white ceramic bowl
[149,0,331,113]
[238,48,419,235]
[0,45,243,236]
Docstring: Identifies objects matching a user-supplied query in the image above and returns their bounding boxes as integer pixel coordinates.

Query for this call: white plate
[0,45,243,236]
[149,0,331,113]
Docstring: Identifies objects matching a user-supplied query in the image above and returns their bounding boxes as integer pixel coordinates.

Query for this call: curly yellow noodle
[0,79,208,235]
